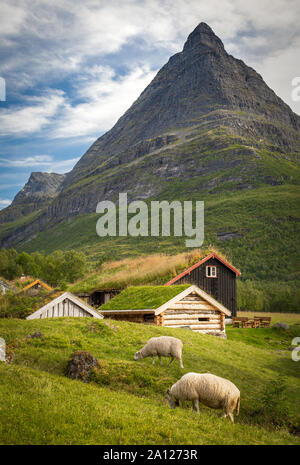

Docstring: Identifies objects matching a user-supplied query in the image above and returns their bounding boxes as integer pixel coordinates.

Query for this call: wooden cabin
[100,285,230,335]
[77,289,120,307]
[165,253,240,317]
[22,279,53,295]
[26,292,103,320]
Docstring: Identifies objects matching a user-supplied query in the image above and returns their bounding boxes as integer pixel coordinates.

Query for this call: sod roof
[100,285,191,310]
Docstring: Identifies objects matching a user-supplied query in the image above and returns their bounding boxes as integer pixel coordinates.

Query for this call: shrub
[260,375,289,427]
[0,291,46,319]
[0,248,87,286]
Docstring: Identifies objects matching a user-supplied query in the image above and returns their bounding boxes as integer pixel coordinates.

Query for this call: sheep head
[134,350,143,361]
[166,389,179,409]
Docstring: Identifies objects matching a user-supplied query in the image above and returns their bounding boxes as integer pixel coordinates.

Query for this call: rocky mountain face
[50,22,300,217]
[0,172,65,225]
[1,22,300,249]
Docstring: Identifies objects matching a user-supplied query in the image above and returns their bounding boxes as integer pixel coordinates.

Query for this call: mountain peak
[13,171,66,204]
[183,22,224,53]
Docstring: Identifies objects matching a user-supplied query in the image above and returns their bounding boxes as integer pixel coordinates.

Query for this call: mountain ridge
[0,172,65,226]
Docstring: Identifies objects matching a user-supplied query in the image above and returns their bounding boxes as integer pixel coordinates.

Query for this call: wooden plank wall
[174,258,236,316]
[162,292,224,333]
[38,299,91,318]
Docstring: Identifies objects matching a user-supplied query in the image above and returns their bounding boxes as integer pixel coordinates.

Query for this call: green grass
[100,285,190,310]
[0,316,299,444]
[16,184,300,287]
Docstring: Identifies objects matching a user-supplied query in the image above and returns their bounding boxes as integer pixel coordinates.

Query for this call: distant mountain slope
[0,22,299,283]
[0,172,65,225]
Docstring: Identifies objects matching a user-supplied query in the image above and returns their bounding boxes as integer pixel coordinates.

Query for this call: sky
[0,0,300,210]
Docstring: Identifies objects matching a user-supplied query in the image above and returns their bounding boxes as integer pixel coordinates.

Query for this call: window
[206,265,217,278]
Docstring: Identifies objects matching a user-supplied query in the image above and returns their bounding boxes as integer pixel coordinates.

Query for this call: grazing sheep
[134,336,184,368]
[167,372,240,423]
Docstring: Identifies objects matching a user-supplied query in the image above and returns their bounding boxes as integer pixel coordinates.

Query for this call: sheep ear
[166,389,170,394]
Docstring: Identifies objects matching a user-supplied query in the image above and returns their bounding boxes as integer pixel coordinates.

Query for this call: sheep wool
[134,336,183,368]
[168,372,240,423]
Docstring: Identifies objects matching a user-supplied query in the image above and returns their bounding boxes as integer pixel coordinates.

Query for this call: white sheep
[134,336,184,368]
[167,372,240,423]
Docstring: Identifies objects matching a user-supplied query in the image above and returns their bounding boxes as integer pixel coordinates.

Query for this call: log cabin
[165,253,241,317]
[100,285,231,335]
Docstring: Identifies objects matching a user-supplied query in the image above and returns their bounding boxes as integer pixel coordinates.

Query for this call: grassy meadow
[0,315,299,445]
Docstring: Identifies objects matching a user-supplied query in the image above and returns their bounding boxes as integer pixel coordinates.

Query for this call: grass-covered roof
[69,249,216,293]
[100,285,191,310]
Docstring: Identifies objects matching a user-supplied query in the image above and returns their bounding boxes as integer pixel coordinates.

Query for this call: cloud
[0,199,12,207]
[249,35,300,113]
[51,65,157,139]
[0,0,299,148]
[0,155,53,167]
[0,154,80,173]
[0,183,24,191]
[0,64,156,139]
[1,0,300,97]
[0,2,26,36]
[0,90,65,136]
[49,157,80,173]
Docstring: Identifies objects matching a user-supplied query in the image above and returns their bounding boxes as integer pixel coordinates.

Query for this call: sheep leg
[152,356,156,365]
[167,356,174,366]
[179,358,184,369]
[228,412,234,423]
[158,355,162,366]
[192,399,200,413]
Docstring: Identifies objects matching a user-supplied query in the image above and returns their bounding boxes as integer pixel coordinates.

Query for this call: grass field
[0,314,300,445]
[16,185,300,286]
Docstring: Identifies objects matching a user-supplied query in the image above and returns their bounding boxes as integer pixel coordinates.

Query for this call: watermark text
[96,193,204,247]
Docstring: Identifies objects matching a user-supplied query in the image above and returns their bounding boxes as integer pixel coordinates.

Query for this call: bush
[237,280,300,313]
[0,291,46,319]
[0,248,87,286]
[260,375,289,426]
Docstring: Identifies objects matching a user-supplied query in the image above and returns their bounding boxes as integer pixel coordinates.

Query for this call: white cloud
[0,0,299,140]
[0,90,65,136]
[48,157,80,173]
[1,0,300,96]
[0,64,156,139]
[249,36,300,113]
[0,199,12,207]
[0,183,24,190]
[51,65,157,139]
[0,2,26,36]
[0,154,79,173]
[0,155,52,167]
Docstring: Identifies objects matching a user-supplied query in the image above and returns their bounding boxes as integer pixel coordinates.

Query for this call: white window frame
[206,265,217,278]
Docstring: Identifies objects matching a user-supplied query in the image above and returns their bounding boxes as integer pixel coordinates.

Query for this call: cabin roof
[165,252,241,286]
[100,284,231,316]
[155,284,231,316]
[26,292,103,320]
[22,279,53,292]
[100,285,190,310]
